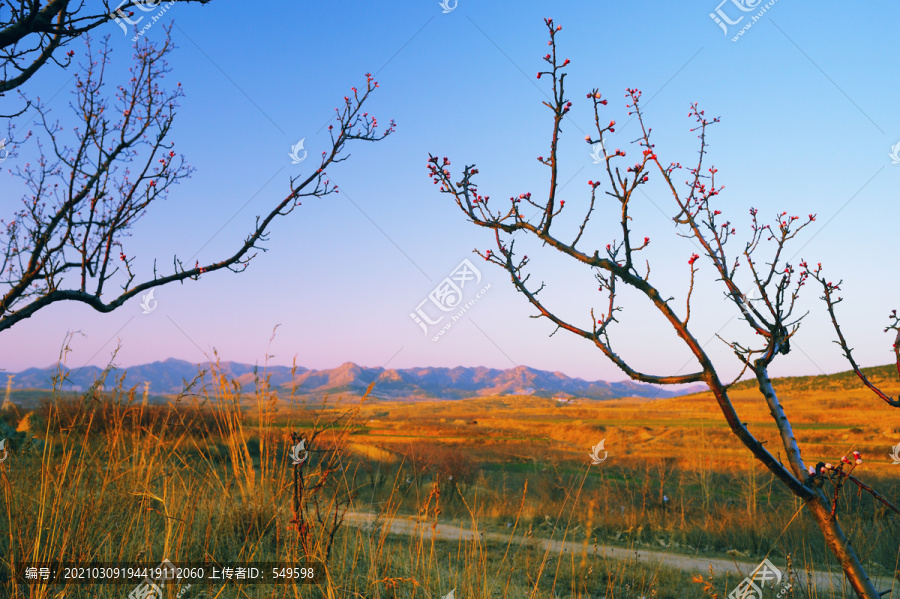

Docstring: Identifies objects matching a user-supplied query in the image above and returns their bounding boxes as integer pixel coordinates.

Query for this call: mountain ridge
[1,359,704,401]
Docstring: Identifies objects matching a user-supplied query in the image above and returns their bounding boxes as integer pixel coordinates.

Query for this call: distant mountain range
[2,359,705,401]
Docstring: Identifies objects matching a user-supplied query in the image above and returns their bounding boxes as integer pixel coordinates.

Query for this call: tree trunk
[805,493,880,598]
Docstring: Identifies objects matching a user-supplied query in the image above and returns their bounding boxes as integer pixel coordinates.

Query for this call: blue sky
[2,0,899,385]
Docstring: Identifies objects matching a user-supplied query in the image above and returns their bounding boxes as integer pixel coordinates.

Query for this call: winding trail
[343,511,896,595]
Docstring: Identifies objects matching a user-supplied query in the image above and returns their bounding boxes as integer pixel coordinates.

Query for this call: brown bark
[805,495,880,598]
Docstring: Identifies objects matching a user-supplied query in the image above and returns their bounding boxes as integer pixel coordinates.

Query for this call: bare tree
[0,0,211,95]
[0,30,394,332]
[428,18,896,599]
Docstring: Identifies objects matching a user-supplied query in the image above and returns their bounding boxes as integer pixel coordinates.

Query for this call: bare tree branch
[0,0,213,95]
[0,30,395,332]
[807,265,900,407]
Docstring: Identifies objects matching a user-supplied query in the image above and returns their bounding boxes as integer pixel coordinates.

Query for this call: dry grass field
[0,362,897,598]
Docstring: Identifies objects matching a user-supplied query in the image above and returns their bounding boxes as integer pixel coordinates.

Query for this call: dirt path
[343,512,896,595]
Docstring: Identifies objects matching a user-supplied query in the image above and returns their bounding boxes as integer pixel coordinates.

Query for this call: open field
[0,363,897,598]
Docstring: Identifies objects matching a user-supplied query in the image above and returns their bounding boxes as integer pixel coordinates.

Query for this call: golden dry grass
[0,361,897,598]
